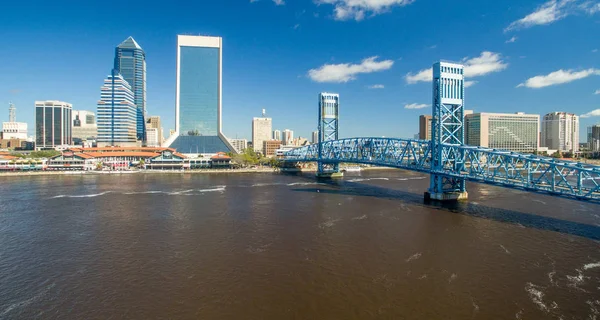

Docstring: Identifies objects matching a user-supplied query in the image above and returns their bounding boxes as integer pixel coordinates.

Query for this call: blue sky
[1,0,599,141]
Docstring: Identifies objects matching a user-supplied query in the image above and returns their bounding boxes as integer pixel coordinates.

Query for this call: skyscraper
[252,116,272,154]
[541,112,579,153]
[273,129,281,141]
[114,36,146,141]
[465,112,539,153]
[588,125,600,151]
[282,129,294,145]
[166,35,235,154]
[96,70,138,147]
[35,100,72,148]
[418,115,432,140]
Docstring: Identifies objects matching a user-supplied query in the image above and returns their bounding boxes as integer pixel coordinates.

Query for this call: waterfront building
[465,112,539,153]
[282,129,294,145]
[146,116,163,146]
[72,110,97,141]
[273,129,281,141]
[228,138,248,153]
[35,100,72,149]
[589,125,600,152]
[252,115,272,154]
[418,115,432,140]
[541,112,579,153]
[312,131,318,144]
[2,103,28,140]
[166,35,235,154]
[263,140,282,157]
[114,36,147,141]
[96,71,138,147]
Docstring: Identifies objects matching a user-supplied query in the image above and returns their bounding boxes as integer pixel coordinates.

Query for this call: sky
[1,0,599,141]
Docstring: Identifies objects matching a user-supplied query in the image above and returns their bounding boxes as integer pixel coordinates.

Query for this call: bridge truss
[283,137,600,203]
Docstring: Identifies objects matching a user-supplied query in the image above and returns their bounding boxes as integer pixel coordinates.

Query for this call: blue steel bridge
[283,62,600,203]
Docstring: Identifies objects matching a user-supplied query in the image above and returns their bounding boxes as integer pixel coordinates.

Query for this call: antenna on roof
[262,108,266,117]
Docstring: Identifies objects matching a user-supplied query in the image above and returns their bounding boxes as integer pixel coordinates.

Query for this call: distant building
[418,115,432,140]
[72,110,97,141]
[166,35,235,154]
[35,100,72,149]
[282,129,294,145]
[2,103,28,140]
[541,112,579,153]
[291,137,309,147]
[589,125,600,152]
[252,117,272,154]
[96,70,138,147]
[263,140,282,157]
[146,116,163,146]
[146,128,160,147]
[465,112,539,153]
[273,129,281,141]
[312,131,318,144]
[229,138,247,153]
[114,36,147,141]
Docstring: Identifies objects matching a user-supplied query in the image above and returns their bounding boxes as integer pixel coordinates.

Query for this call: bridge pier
[316,171,344,179]
[424,191,468,202]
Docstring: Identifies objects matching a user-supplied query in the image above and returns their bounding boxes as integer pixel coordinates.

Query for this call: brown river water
[0,170,599,319]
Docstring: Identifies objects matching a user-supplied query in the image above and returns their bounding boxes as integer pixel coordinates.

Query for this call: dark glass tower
[114,36,146,142]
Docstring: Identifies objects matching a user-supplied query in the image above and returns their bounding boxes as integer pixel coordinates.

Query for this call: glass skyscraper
[166,35,234,154]
[114,36,146,142]
[96,70,138,147]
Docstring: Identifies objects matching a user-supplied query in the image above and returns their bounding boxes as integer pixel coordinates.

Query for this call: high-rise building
[228,138,248,153]
[114,36,146,141]
[72,110,97,141]
[166,35,235,154]
[2,103,28,140]
[146,116,163,146]
[35,100,72,148]
[588,125,600,152]
[465,112,539,153]
[282,129,294,145]
[312,131,318,144]
[252,116,272,154]
[146,128,160,147]
[273,129,281,141]
[96,70,138,147]
[541,112,579,153]
[418,115,432,140]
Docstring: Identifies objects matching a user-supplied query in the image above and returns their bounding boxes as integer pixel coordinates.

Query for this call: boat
[341,166,361,172]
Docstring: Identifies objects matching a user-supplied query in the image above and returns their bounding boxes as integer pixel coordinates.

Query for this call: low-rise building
[263,140,282,157]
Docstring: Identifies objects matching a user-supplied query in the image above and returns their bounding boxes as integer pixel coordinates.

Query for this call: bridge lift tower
[317,92,342,178]
[425,61,469,201]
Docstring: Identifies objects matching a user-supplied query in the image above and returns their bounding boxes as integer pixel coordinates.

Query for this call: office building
[166,35,235,154]
[146,116,163,146]
[589,125,600,152]
[228,138,248,153]
[35,100,72,148]
[252,115,272,154]
[146,128,160,147]
[465,112,539,153]
[312,131,318,144]
[282,129,294,145]
[96,71,138,147]
[273,129,281,141]
[541,112,579,153]
[114,36,147,141]
[72,110,97,141]
[418,115,432,140]
[263,140,282,157]
[1,103,28,140]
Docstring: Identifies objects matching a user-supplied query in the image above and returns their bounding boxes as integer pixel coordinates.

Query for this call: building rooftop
[117,36,143,50]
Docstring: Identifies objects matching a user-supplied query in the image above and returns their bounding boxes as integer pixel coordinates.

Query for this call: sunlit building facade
[541,112,579,153]
[96,71,138,147]
[465,112,539,153]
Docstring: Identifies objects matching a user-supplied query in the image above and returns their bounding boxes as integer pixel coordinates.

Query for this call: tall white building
[273,129,281,141]
[282,129,294,145]
[252,117,272,154]
[97,71,138,147]
[228,138,248,153]
[2,103,28,140]
[72,110,97,141]
[465,112,540,153]
[146,128,160,147]
[541,112,579,153]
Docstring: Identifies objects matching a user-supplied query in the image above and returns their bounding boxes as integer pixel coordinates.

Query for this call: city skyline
[1,0,599,142]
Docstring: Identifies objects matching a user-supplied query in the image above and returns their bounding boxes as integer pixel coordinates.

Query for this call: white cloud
[506,36,518,43]
[405,51,508,84]
[518,68,600,88]
[505,0,576,32]
[404,103,429,110]
[581,109,600,118]
[273,0,285,5]
[368,84,385,89]
[593,49,599,53]
[315,0,415,21]
[580,1,600,13]
[595,89,600,94]
[307,56,394,83]
[293,23,300,29]
[464,81,477,88]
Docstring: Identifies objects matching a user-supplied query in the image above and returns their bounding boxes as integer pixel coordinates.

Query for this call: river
[0,170,599,319]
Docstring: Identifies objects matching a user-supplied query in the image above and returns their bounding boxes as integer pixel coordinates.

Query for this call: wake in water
[50,186,226,199]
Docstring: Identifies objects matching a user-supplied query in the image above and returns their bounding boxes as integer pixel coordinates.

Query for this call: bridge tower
[425,62,468,201]
[317,92,342,178]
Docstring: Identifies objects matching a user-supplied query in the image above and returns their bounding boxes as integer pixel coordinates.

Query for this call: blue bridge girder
[283,137,600,203]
